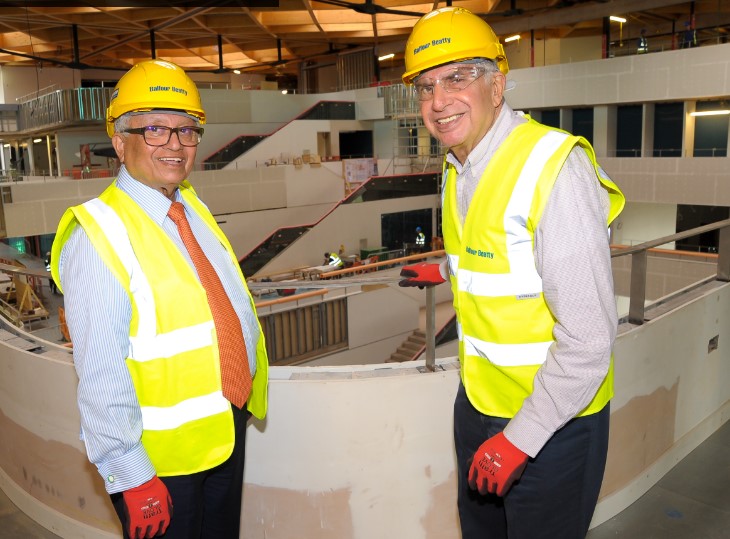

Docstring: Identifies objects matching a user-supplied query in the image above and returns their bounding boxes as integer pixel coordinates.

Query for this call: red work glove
[122,476,173,539]
[398,263,446,289]
[468,432,529,497]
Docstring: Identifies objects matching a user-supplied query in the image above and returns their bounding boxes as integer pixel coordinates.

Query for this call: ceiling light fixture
[609,16,626,23]
[690,110,730,116]
[504,34,520,43]
[378,53,394,61]
[233,69,241,74]
[33,138,43,143]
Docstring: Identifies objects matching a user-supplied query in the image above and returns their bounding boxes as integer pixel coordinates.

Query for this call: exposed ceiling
[0,1,728,78]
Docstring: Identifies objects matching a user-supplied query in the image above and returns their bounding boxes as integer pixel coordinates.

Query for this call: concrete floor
[586,419,730,539]
[2,420,728,538]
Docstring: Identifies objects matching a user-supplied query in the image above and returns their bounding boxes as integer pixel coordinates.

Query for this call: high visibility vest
[416,232,426,246]
[442,119,624,418]
[328,253,343,267]
[51,180,268,476]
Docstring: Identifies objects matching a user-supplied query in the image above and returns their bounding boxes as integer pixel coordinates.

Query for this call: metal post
[717,225,730,282]
[425,286,436,371]
[628,251,648,325]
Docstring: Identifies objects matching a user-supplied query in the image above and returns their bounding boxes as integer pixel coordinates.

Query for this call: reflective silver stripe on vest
[447,254,459,277]
[450,130,568,299]
[141,390,230,431]
[463,333,553,367]
[453,131,567,366]
[131,321,215,362]
[458,268,543,297]
[84,199,157,342]
[83,199,214,361]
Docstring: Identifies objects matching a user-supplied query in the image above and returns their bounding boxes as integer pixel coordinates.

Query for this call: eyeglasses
[413,66,491,102]
[122,125,204,147]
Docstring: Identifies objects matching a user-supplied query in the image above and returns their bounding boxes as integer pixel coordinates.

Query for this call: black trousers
[454,383,609,539]
[112,404,249,539]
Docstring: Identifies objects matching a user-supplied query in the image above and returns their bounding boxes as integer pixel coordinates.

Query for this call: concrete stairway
[387,329,426,362]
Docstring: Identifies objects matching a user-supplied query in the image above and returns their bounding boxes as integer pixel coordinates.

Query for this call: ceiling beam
[488,0,691,35]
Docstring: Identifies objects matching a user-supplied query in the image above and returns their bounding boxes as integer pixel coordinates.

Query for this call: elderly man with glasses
[50,59,268,539]
[399,8,625,539]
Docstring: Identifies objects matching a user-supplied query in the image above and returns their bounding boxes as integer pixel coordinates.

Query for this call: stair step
[388,351,414,362]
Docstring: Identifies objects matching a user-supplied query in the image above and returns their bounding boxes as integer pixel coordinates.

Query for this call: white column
[593,105,616,158]
[26,138,36,175]
[560,108,573,132]
[46,135,54,176]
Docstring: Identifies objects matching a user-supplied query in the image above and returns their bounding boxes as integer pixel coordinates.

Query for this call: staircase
[387,329,426,362]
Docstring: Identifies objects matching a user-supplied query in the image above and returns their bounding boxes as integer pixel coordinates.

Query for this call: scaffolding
[382,84,444,175]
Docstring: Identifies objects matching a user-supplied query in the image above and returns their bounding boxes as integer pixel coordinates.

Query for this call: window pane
[572,107,594,145]
[617,105,642,157]
[693,100,728,157]
[541,109,560,129]
[653,102,683,157]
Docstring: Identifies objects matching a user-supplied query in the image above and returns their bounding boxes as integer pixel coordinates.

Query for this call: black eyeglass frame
[121,125,205,147]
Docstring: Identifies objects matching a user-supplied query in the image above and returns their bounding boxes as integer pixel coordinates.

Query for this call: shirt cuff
[503,413,554,458]
[97,444,156,494]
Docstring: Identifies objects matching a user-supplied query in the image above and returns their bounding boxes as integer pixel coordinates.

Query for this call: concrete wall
[508,43,730,110]
[1,280,729,538]
[1,165,345,251]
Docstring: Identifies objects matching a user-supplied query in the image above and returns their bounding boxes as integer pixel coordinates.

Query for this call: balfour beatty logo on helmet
[413,36,451,56]
[149,85,189,96]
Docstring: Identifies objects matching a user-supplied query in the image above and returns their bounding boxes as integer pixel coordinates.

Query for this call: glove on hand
[122,476,173,539]
[398,263,446,289]
[468,432,529,497]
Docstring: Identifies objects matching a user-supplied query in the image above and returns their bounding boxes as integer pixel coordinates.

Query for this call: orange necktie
[168,201,252,409]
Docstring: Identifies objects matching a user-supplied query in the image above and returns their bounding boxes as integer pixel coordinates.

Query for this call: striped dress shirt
[59,165,259,493]
[445,103,617,457]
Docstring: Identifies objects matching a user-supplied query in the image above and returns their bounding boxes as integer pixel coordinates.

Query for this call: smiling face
[112,112,198,200]
[419,63,506,165]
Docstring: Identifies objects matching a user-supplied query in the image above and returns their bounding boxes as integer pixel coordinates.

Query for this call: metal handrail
[611,218,730,325]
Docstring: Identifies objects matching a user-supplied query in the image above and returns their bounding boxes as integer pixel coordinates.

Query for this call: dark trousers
[112,404,249,539]
[454,383,609,539]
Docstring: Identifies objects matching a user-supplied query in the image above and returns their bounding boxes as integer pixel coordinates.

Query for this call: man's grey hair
[113,114,133,136]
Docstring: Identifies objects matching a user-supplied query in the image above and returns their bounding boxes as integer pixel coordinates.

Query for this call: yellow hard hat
[105,59,206,137]
[402,7,509,85]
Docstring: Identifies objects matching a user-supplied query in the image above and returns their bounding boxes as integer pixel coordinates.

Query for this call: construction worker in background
[325,251,344,268]
[415,226,426,252]
[51,59,268,539]
[44,251,58,294]
[637,29,649,54]
[398,8,624,539]
[681,20,697,48]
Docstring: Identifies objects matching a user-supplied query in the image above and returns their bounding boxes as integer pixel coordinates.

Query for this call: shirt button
[107,475,115,483]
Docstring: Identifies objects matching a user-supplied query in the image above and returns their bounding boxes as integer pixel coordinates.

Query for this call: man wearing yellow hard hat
[399,8,625,538]
[51,59,268,538]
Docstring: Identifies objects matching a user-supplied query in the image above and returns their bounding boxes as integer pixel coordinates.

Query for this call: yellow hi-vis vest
[51,180,268,476]
[442,119,624,419]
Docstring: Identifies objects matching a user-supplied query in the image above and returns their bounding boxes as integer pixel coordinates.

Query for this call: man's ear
[111,134,125,163]
[491,72,506,107]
